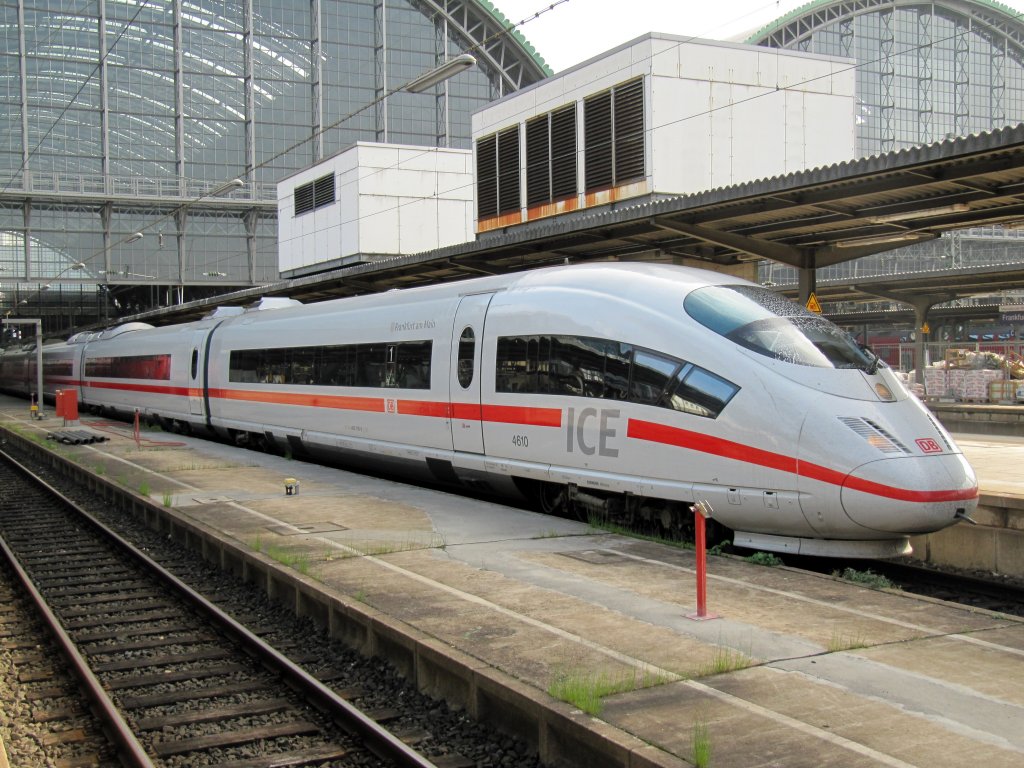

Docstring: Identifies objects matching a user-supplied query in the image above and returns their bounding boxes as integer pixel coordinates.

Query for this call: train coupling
[953,508,977,525]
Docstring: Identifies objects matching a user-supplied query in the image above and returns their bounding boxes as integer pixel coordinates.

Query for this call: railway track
[865,559,1024,617]
[0,446,441,768]
[0,554,120,767]
[777,552,1024,617]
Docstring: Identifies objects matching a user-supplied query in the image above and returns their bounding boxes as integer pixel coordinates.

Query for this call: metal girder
[753,0,1024,72]
[411,0,548,94]
[652,217,805,266]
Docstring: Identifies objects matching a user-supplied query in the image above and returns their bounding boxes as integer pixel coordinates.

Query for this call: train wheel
[536,482,566,516]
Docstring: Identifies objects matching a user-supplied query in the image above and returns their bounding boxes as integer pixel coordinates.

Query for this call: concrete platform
[2,397,1023,768]
[910,432,1024,576]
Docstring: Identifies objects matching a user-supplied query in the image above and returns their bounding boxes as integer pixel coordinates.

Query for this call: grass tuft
[692,718,712,768]
[745,551,783,567]
[548,667,671,715]
[697,646,752,677]
[833,567,898,590]
[828,626,869,652]
[248,534,313,575]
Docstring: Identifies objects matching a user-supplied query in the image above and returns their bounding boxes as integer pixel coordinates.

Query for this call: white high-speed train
[0,263,977,558]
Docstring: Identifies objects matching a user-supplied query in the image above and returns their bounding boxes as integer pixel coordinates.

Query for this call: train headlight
[874,382,895,401]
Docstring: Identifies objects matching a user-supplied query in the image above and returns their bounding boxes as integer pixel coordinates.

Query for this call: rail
[0,445,440,768]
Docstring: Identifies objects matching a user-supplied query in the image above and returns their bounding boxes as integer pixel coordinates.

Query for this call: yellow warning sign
[921,322,930,335]
[805,292,822,314]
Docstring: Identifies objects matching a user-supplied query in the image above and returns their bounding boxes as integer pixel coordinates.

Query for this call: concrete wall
[647,37,855,193]
[910,494,1024,577]
[277,143,473,277]
[472,32,855,230]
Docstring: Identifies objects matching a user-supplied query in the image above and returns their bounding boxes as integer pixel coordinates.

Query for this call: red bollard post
[687,501,718,621]
[133,409,141,448]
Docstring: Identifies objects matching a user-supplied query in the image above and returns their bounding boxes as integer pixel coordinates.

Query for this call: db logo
[916,438,942,454]
[385,398,397,414]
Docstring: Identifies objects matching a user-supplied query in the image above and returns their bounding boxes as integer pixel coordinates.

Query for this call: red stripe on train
[84,381,191,397]
[627,418,977,503]
[207,388,385,412]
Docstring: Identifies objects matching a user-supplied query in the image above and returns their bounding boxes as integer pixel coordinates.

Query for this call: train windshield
[684,285,879,371]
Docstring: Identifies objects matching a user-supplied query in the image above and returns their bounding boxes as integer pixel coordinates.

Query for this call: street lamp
[210,178,244,196]
[404,54,476,93]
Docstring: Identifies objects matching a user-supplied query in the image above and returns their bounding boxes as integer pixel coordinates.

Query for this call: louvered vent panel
[313,173,335,209]
[525,115,550,206]
[550,105,577,199]
[497,126,520,215]
[294,180,315,216]
[614,78,645,182]
[476,134,497,219]
[862,418,911,453]
[584,90,613,191]
[838,417,909,454]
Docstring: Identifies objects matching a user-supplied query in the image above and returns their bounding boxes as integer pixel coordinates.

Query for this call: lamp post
[404,54,476,93]
[3,317,44,417]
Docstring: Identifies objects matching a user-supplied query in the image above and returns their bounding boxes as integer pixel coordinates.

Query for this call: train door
[189,330,206,416]
[449,293,494,454]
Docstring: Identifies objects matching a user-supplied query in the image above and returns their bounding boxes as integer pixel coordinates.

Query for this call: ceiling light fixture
[865,203,970,223]
[836,233,929,248]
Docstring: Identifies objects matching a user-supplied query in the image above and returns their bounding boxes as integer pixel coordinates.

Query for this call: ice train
[0,263,978,558]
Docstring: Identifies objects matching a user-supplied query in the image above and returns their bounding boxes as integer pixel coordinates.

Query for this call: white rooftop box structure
[277,142,473,278]
[472,33,855,233]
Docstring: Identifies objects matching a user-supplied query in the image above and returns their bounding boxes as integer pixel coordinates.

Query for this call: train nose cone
[840,453,978,533]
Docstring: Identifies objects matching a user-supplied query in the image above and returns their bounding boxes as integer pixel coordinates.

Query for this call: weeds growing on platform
[547,667,671,715]
[834,567,898,590]
[692,718,712,768]
[698,646,752,677]
[745,551,783,567]
[828,627,869,652]
[250,534,313,575]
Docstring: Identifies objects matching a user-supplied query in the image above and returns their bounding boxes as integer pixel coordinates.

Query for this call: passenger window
[602,342,631,400]
[666,366,739,418]
[629,350,680,405]
[191,349,199,379]
[457,327,475,388]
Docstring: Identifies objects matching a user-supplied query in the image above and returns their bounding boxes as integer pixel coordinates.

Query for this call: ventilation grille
[497,126,521,215]
[294,173,335,216]
[550,105,577,199]
[584,90,613,191]
[476,134,497,219]
[838,417,911,454]
[525,114,550,207]
[613,78,644,182]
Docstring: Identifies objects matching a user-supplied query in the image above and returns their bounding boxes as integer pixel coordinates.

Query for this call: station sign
[1000,305,1024,322]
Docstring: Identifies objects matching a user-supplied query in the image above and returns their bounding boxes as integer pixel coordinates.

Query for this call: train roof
[227,262,751,321]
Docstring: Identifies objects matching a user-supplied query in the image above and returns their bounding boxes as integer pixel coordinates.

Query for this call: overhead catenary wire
[7,1,1024,315]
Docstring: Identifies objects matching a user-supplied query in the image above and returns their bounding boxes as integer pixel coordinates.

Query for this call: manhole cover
[559,549,627,565]
[266,522,349,535]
